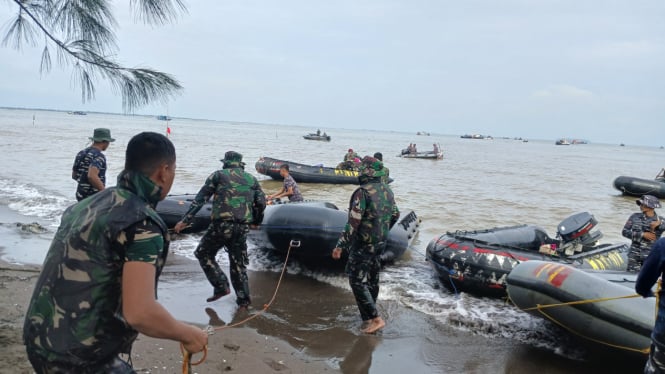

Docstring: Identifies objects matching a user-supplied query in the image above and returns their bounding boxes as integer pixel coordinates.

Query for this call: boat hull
[425,225,629,298]
[255,156,361,184]
[303,134,331,141]
[398,151,443,159]
[156,195,420,263]
[506,260,653,356]
[613,175,665,198]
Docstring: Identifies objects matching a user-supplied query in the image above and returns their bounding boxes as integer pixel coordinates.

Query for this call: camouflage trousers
[345,250,381,321]
[27,348,134,374]
[195,220,251,306]
[645,339,665,374]
[628,245,651,272]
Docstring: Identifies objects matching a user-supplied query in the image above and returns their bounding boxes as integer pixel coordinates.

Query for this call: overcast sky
[1,1,664,146]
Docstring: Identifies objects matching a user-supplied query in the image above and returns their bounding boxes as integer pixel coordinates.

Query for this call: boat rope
[180,239,298,374]
[510,292,650,354]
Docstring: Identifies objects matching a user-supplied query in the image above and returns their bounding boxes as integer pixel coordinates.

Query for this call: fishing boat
[555,138,571,145]
[156,115,171,121]
[255,156,391,184]
[613,170,665,199]
[506,260,653,356]
[303,132,331,141]
[156,195,420,263]
[425,212,629,298]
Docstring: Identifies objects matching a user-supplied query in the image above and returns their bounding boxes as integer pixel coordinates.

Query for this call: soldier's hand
[249,224,259,230]
[181,324,209,354]
[332,247,342,260]
[644,231,657,242]
[650,220,662,230]
[173,221,187,234]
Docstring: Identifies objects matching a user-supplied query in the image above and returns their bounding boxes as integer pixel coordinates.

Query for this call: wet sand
[0,205,648,373]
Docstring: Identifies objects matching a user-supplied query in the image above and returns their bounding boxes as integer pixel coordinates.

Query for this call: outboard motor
[556,212,603,255]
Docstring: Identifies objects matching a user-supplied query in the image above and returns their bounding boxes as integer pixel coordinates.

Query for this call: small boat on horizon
[157,115,172,121]
[303,132,330,141]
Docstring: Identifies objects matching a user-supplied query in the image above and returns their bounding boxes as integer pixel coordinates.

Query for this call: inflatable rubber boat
[157,194,420,263]
[425,212,629,297]
[613,175,665,199]
[255,156,363,184]
[506,260,654,356]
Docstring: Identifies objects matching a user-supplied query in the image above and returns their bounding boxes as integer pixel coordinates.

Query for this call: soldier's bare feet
[360,317,385,334]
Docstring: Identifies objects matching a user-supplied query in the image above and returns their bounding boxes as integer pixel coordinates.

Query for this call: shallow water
[0,108,660,371]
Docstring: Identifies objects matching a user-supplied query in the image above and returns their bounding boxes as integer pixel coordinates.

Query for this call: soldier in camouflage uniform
[332,156,399,334]
[24,132,208,373]
[373,152,390,184]
[622,194,665,272]
[174,151,266,307]
[72,128,115,201]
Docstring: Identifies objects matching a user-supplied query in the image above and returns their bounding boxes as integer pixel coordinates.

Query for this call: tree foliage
[2,0,187,112]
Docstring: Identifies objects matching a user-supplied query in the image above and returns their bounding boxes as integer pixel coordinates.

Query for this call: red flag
[166,126,171,137]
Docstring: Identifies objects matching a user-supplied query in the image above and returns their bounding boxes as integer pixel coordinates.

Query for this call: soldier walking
[332,156,399,334]
[175,151,266,307]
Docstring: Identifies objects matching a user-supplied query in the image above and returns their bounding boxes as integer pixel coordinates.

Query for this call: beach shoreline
[0,203,648,374]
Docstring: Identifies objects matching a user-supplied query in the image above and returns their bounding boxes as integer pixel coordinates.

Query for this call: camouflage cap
[220,151,243,163]
[360,156,385,177]
[637,194,661,209]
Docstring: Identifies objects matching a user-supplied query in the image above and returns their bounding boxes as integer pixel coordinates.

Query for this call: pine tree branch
[5,0,185,111]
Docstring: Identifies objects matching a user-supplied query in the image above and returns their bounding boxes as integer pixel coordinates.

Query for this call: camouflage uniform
[622,211,665,272]
[636,238,665,373]
[283,174,303,202]
[72,146,108,201]
[336,156,399,322]
[24,170,169,373]
[182,151,266,306]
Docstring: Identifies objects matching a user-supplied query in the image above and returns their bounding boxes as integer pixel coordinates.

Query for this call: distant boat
[303,132,330,141]
[68,111,87,115]
[156,115,171,121]
[571,139,588,144]
[555,138,571,145]
[417,131,431,136]
[460,134,485,139]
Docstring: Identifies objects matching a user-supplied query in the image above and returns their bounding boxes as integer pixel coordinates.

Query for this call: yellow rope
[510,293,650,354]
[521,293,641,311]
[180,240,296,374]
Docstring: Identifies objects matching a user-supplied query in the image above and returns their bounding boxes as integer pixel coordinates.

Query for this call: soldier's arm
[87,165,105,191]
[181,174,216,225]
[335,189,366,253]
[621,215,639,241]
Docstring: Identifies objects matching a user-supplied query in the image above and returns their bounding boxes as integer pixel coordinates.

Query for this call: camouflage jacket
[622,211,665,249]
[336,178,399,255]
[182,166,266,225]
[72,146,107,198]
[23,170,169,366]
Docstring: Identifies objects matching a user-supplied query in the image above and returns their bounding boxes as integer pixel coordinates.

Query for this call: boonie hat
[220,151,243,163]
[348,148,354,152]
[359,156,385,178]
[89,128,115,142]
[636,195,661,209]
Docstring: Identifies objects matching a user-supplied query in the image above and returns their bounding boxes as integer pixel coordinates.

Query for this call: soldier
[622,194,665,272]
[72,128,115,201]
[174,151,266,307]
[266,164,303,204]
[373,152,390,184]
[636,237,665,373]
[24,132,208,372]
[331,156,399,334]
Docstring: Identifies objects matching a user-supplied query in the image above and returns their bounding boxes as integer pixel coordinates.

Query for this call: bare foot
[360,317,385,334]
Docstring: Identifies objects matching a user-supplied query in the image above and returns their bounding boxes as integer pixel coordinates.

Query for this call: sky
[1,1,664,146]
